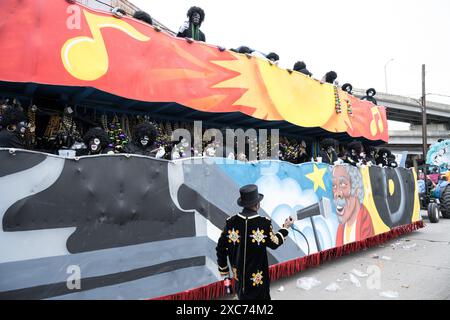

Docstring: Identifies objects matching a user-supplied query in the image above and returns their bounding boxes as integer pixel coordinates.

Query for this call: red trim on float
[151,220,425,300]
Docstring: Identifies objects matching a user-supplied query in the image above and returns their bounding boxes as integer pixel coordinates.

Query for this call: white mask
[141,136,149,147]
[90,138,101,152]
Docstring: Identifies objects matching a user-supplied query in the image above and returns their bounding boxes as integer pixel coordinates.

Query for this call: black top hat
[237,184,264,207]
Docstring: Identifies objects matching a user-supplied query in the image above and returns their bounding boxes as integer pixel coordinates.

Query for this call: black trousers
[236,282,271,300]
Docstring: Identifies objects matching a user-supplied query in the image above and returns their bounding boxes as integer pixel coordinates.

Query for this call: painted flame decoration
[0,0,388,141]
[61,10,150,81]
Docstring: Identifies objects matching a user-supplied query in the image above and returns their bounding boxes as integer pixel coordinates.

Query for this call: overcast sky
[133,0,450,128]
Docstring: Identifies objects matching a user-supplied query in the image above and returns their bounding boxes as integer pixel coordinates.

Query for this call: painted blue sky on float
[214,159,339,254]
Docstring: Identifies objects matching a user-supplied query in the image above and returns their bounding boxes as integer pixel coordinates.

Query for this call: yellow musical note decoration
[61,10,150,81]
[369,107,384,136]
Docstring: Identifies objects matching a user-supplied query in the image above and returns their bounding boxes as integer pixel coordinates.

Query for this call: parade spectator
[430,175,449,199]
[265,52,280,64]
[418,170,425,180]
[318,138,339,164]
[338,152,348,164]
[345,141,364,166]
[417,175,426,195]
[231,47,279,64]
[82,127,111,155]
[376,148,391,167]
[388,154,398,168]
[230,46,253,54]
[322,71,338,85]
[363,144,377,165]
[297,140,309,163]
[124,122,166,158]
[342,83,353,95]
[177,6,206,42]
[361,88,378,105]
[133,10,153,25]
[293,61,312,76]
[428,167,440,185]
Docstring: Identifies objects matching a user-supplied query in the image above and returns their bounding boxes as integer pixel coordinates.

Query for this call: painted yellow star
[306,164,327,192]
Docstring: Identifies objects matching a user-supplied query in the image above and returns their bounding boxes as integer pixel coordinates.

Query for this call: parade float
[0,0,423,300]
[422,140,450,221]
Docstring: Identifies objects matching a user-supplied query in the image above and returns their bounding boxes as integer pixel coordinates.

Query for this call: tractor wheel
[441,186,450,219]
[428,203,440,223]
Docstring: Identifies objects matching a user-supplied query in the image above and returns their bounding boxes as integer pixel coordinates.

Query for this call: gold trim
[276,232,285,244]
[270,232,279,245]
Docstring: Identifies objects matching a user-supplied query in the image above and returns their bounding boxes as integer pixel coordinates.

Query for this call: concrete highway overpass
[354,89,450,159]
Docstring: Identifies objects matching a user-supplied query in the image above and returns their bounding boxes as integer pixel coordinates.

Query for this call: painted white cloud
[256,174,317,217]
[255,170,337,253]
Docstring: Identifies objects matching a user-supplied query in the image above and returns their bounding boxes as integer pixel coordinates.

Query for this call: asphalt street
[269,212,450,300]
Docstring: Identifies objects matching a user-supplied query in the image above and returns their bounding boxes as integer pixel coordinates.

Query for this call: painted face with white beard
[332,166,361,225]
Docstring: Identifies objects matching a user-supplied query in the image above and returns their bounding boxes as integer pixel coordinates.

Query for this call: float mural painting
[0,149,422,300]
[0,0,420,301]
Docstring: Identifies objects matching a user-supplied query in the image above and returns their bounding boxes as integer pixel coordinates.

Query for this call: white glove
[155,147,165,159]
[172,151,180,160]
[178,21,189,33]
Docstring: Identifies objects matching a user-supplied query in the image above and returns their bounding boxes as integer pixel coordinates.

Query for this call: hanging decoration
[25,105,37,147]
[107,115,129,153]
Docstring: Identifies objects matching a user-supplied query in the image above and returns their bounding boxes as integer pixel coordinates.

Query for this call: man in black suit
[216,184,293,300]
